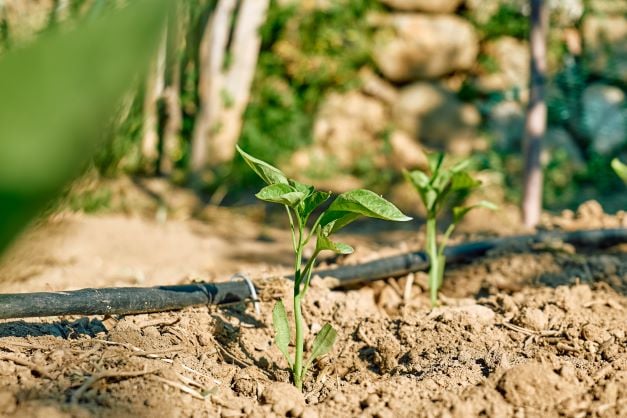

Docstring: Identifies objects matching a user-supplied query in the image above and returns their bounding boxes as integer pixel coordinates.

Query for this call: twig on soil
[149,374,205,399]
[71,367,156,405]
[128,346,184,358]
[138,317,181,329]
[499,321,563,337]
[0,341,50,351]
[0,353,54,379]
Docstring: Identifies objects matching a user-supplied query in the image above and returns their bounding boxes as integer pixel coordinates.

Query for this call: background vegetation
[0,0,625,217]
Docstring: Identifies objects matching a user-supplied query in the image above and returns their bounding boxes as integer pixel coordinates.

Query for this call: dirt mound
[0,205,625,417]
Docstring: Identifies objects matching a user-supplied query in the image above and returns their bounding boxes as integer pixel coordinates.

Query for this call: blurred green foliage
[1,0,623,217]
[0,0,169,253]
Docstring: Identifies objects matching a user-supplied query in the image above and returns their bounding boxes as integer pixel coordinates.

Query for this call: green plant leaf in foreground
[315,233,354,255]
[272,300,293,368]
[612,158,627,184]
[305,323,337,369]
[320,189,412,232]
[236,145,289,185]
[0,0,170,254]
[256,184,306,207]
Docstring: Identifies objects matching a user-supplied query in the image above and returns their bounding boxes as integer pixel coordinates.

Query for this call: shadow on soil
[0,317,106,338]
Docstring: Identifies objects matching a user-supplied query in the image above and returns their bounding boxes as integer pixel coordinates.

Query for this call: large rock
[286,91,388,191]
[379,0,462,13]
[587,0,627,15]
[487,100,525,150]
[582,84,626,154]
[582,15,627,83]
[393,82,481,154]
[373,14,479,82]
[3,0,56,44]
[475,37,529,100]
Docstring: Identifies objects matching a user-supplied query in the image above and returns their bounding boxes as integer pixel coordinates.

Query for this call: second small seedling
[405,153,496,306]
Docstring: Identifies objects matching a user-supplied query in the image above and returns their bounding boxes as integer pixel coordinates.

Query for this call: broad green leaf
[323,189,412,224]
[256,184,305,207]
[450,171,481,191]
[452,200,498,224]
[298,190,330,221]
[427,152,445,175]
[403,170,430,191]
[236,145,289,185]
[0,0,170,255]
[316,233,354,255]
[319,211,361,235]
[305,323,337,369]
[612,158,627,184]
[289,179,314,196]
[272,301,293,368]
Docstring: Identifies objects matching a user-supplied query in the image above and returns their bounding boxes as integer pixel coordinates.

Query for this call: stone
[393,82,481,154]
[379,0,463,13]
[475,37,529,100]
[388,130,428,170]
[582,15,627,83]
[582,84,626,154]
[587,0,627,15]
[515,307,548,331]
[487,100,525,150]
[286,90,392,190]
[543,127,585,170]
[373,14,479,82]
[497,363,571,409]
[261,382,305,416]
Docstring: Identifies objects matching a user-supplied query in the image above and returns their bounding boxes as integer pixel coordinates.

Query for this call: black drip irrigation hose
[0,228,625,320]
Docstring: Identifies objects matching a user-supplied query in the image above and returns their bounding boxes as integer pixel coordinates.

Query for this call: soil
[0,197,625,418]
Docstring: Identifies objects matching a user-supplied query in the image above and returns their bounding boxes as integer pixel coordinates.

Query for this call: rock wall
[291,0,626,191]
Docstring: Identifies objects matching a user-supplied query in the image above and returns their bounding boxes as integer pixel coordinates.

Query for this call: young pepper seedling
[405,152,497,307]
[237,145,411,390]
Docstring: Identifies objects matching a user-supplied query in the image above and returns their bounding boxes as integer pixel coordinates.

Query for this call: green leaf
[305,323,337,370]
[298,190,330,221]
[450,158,472,174]
[427,152,445,175]
[404,170,430,191]
[272,301,293,368]
[0,0,170,255]
[425,189,438,212]
[452,200,498,224]
[289,179,314,195]
[319,211,361,236]
[611,158,627,184]
[236,145,289,185]
[316,233,354,255]
[320,189,412,231]
[450,172,481,191]
[256,184,306,207]
[431,170,452,194]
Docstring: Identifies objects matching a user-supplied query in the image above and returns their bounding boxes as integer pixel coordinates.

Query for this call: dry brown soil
[0,199,625,418]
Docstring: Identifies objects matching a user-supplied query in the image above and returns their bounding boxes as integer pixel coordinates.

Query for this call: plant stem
[293,290,304,391]
[292,220,305,391]
[426,215,439,306]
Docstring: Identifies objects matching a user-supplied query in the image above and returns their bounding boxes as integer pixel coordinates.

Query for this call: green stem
[285,206,298,252]
[426,215,439,307]
[293,290,304,391]
[300,249,320,297]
